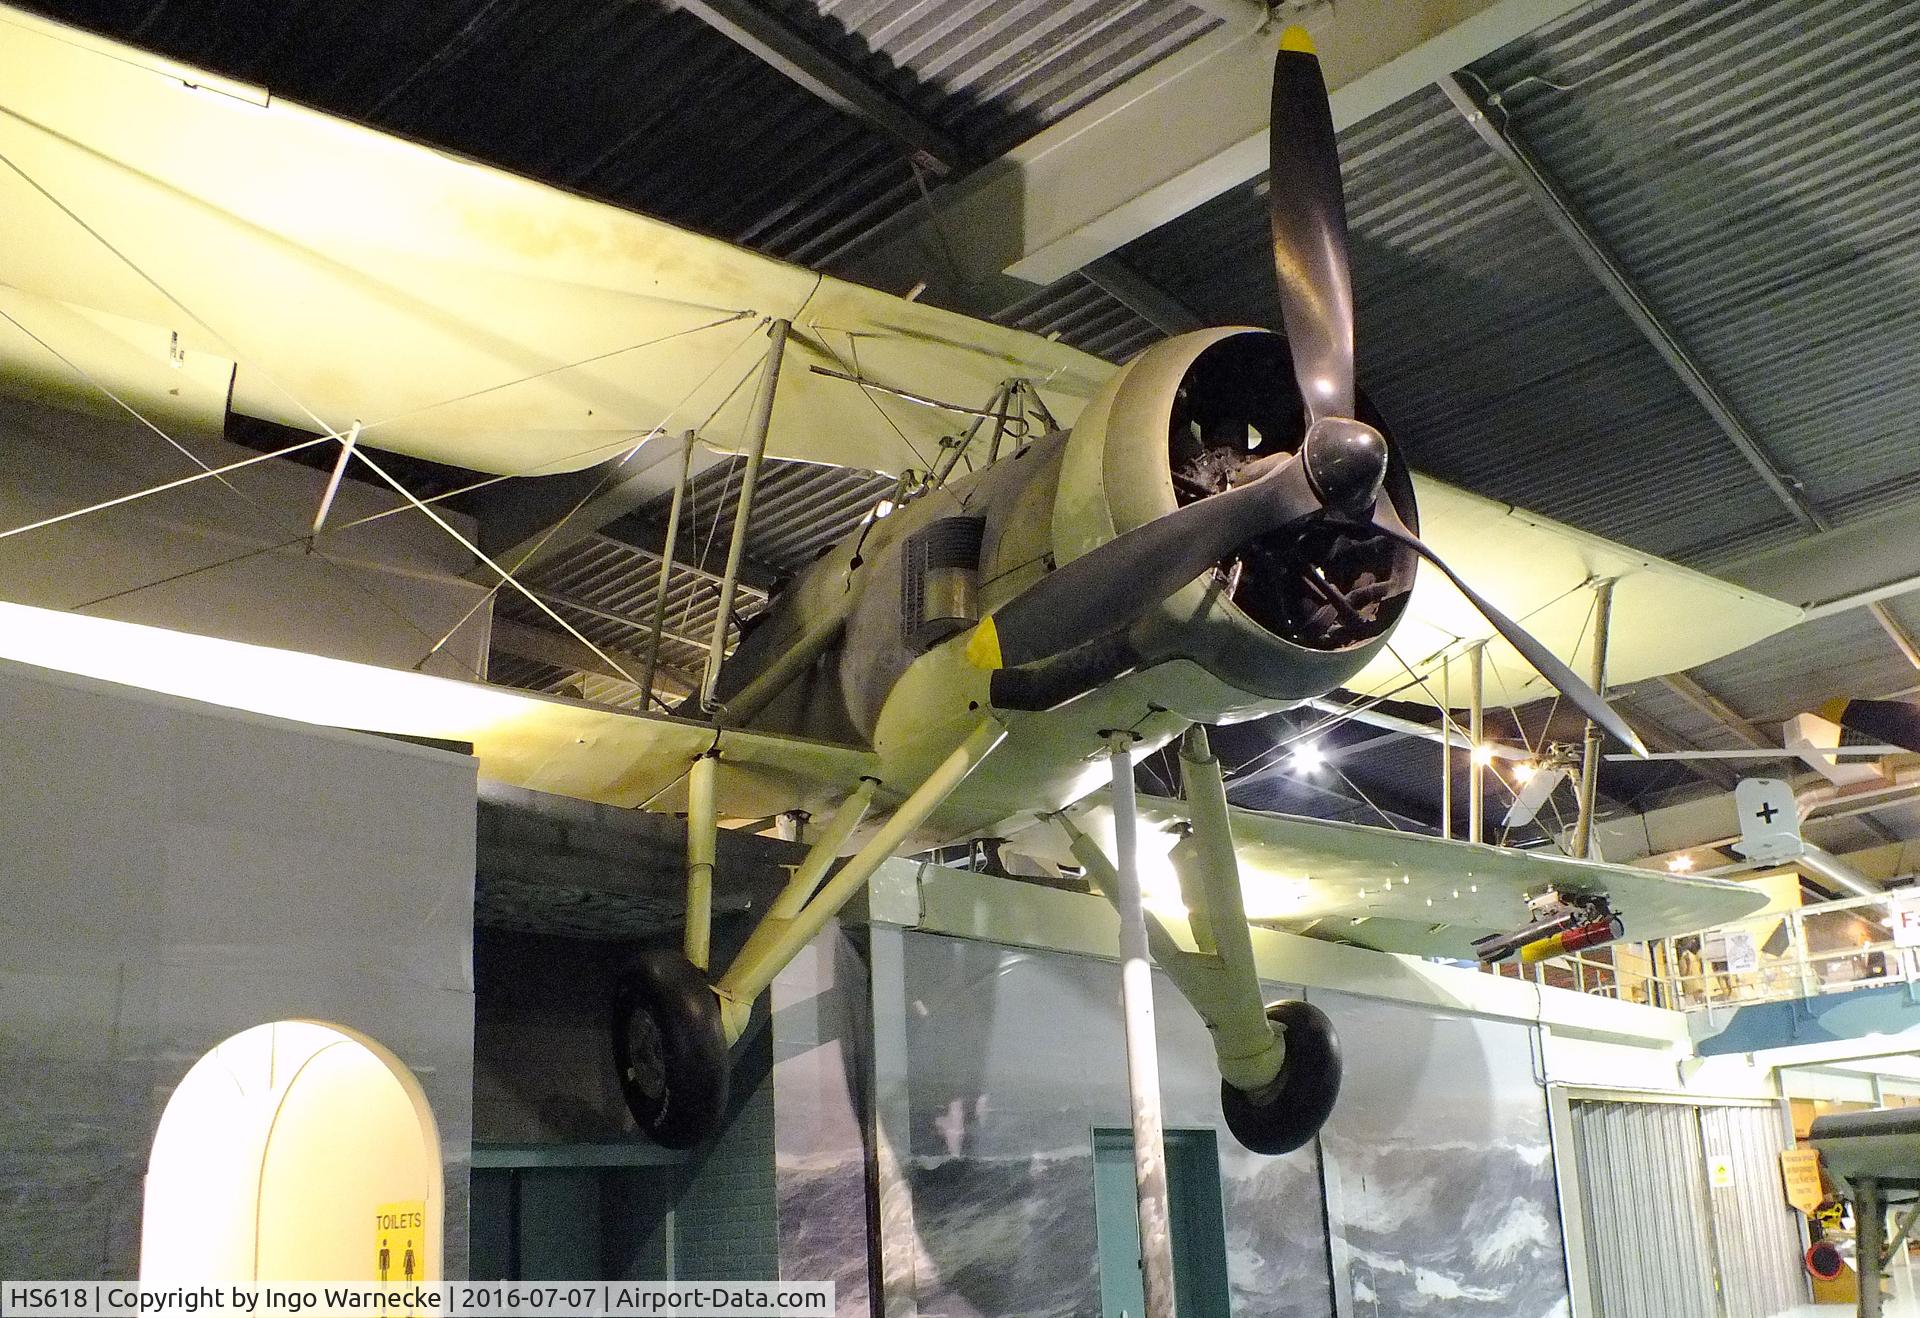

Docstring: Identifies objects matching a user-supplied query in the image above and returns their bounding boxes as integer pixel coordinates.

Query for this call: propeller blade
[1269,28,1355,423]
[1363,503,1650,759]
[968,457,1321,670]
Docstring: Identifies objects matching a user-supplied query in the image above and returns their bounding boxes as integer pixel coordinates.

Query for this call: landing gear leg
[1057,725,1341,1159]
[1174,726,1341,1155]
[612,750,730,1147]
[612,722,1008,1146]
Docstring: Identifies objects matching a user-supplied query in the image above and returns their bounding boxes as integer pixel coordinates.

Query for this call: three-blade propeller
[966,28,1646,759]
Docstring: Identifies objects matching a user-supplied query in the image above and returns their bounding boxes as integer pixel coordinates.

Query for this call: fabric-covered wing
[0,600,874,821]
[1346,479,1802,708]
[0,7,1109,480]
[1044,793,1767,961]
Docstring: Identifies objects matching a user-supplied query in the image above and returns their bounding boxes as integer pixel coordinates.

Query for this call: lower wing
[1015,792,1766,961]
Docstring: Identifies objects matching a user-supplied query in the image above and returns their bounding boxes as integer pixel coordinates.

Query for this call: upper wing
[0,7,1109,479]
[0,8,1795,706]
[1033,793,1766,961]
[0,599,873,820]
[1344,478,1802,706]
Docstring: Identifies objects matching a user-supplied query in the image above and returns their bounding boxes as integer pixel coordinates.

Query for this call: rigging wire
[0,307,490,677]
[0,140,760,690]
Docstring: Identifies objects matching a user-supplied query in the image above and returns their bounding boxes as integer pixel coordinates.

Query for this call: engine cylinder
[1048,328,1419,721]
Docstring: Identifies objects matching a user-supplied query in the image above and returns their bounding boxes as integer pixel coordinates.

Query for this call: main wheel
[611,945,731,1148]
[1221,999,1341,1155]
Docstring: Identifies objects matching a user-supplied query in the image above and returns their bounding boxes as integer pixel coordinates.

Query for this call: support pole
[684,750,720,972]
[642,431,695,701]
[713,720,1004,1032]
[1440,655,1453,841]
[1108,730,1178,1318]
[1571,578,1617,861]
[703,320,789,709]
[1469,641,1486,845]
[1860,1176,1886,1318]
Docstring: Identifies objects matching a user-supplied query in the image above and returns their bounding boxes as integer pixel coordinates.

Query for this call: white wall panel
[0,658,477,1276]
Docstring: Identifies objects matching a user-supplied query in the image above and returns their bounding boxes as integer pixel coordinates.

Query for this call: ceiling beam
[1725,496,1920,615]
[1617,703,1742,792]
[468,440,700,582]
[1439,74,1824,535]
[847,0,1593,312]
[1441,75,1920,680]
[1080,256,1206,336]
[1657,673,1775,751]
[673,0,962,174]
[489,616,696,698]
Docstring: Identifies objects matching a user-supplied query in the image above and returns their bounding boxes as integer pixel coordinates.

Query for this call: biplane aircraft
[0,6,1791,1156]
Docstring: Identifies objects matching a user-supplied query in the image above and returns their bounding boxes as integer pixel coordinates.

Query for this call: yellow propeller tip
[1817,697,1850,724]
[965,617,1003,670]
[1278,25,1316,55]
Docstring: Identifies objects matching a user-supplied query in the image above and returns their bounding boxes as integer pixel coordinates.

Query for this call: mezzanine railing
[1483,887,1920,1021]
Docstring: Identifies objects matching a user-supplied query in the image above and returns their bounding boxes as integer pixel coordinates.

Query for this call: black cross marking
[1755,801,1781,824]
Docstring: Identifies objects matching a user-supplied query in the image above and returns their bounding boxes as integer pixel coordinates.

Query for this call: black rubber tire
[1220,999,1342,1155]
[611,946,731,1149]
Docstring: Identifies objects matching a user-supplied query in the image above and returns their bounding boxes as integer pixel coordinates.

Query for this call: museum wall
[1313,991,1570,1317]
[0,658,477,1278]
[883,927,1334,1318]
[761,920,1580,1318]
[770,928,875,1316]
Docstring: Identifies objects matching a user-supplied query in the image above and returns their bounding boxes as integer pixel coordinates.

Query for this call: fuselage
[715,329,1419,849]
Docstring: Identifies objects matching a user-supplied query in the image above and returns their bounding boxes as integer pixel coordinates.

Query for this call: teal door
[1093,1128,1232,1318]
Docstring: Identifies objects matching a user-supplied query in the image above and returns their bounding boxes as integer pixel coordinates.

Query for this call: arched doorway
[141,1020,442,1282]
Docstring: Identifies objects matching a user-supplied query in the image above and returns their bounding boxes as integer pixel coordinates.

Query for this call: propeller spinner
[967,28,1646,759]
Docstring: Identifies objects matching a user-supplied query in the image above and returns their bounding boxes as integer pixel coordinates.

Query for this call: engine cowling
[1047,327,1419,724]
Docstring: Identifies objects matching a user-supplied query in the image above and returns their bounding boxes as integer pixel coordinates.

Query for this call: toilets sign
[376,1202,426,1284]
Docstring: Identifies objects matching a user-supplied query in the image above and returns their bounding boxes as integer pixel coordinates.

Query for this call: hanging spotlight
[1472,744,1496,767]
[1512,761,1538,783]
[1667,854,1695,873]
[1291,743,1326,772]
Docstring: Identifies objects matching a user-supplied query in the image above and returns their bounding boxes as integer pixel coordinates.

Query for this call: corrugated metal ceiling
[760,0,1221,156]
[15,0,900,265]
[1117,84,1808,568]
[1471,0,1920,530]
[997,273,1163,364]
[1690,609,1918,725]
[643,455,897,577]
